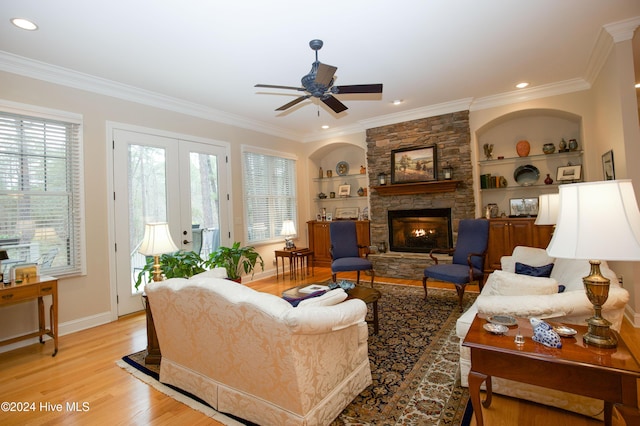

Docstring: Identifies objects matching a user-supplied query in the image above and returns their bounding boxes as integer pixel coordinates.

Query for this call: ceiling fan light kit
[255,39,383,114]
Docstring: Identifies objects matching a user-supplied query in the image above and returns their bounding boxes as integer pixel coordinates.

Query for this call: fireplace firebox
[388,208,452,253]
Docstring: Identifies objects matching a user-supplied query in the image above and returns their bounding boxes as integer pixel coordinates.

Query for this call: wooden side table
[274,249,295,279]
[463,315,640,426]
[0,276,58,356]
[291,248,314,278]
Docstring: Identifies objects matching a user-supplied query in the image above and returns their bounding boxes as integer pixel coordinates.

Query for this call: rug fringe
[115,359,243,425]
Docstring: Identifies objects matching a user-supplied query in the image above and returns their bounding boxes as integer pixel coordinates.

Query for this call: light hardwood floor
[0,268,637,425]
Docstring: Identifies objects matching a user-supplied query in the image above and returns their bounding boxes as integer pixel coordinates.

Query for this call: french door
[112,129,229,315]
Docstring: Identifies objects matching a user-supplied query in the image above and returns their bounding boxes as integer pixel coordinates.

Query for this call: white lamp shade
[280,220,296,236]
[535,193,559,225]
[138,222,179,256]
[547,180,640,261]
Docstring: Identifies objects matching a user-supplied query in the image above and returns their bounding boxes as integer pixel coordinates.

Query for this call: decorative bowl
[513,164,540,186]
[542,143,555,154]
[483,323,509,334]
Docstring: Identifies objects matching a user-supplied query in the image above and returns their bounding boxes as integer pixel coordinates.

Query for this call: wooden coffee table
[462,315,640,426]
[283,284,381,334]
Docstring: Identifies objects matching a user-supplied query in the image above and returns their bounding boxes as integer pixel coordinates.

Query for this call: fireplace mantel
[372,180,461,196]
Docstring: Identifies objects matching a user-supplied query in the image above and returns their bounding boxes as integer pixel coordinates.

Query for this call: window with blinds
[0,111,83,277]
[242,148,297,244]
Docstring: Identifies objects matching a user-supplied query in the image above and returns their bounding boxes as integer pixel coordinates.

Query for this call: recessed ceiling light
[11,18,38,31]
[321,125,329,129]
[392,100,403,105]
[516,82,529,89]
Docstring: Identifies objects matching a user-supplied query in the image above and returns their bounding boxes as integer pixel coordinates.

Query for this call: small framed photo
[316,213,322,221]
[602,150,615,180]
[326,213,333,221]
[509,198,539,217]
[556,164,582,182]
[338,184,351,197]
[335,207,359,220]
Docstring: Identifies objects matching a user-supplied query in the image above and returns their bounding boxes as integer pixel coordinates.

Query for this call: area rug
[118,282,475,425]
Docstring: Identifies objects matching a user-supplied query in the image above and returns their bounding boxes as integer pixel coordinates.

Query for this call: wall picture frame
[602,150,615,180]
[391,145,437,184]
[335,207,359,220]
[509,198,539,217]
[556,164,582,182]
[338,184,351,197]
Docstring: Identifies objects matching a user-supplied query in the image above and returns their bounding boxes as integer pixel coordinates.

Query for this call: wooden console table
[0,276,58,356]
[463,315,640,426]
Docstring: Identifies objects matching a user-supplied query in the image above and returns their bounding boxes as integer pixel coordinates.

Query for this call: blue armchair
[329,221,374,286]
[422,219,489,310]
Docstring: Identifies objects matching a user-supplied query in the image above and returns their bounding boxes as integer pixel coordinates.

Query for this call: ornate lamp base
[582,260,617,349]
[583,316,617,348]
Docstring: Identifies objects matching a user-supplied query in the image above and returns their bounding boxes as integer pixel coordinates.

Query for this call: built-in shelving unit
[476,109,583,217]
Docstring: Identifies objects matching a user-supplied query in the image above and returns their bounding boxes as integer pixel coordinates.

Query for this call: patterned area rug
[119,282,475,425]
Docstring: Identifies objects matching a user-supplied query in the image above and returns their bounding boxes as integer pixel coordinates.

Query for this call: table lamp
[534,193,559,226]
[546,180,640,348]
[280,220,296,249]
[138,222,179,282]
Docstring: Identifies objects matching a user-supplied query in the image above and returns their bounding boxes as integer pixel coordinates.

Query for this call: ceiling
[1,1,639,142]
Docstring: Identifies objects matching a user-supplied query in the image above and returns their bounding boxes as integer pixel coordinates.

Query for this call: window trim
[241,144,298,245]
[0,99,86,277]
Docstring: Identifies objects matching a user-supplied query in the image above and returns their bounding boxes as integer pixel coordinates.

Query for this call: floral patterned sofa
[456,246,629,419]
[145,271,371,426]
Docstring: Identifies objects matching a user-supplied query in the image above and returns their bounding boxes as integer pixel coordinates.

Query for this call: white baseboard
[624,304,640,328]
[0,311,113,354]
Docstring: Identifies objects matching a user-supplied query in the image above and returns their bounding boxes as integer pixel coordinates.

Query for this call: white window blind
[243,149,297,244]
[0,111,83,276]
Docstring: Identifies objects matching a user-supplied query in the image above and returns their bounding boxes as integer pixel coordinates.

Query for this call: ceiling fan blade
[315,63,337,87]
[275,95,311,111]
[255,84,305,91]
[322,95,348,113]
[335,84,383,94]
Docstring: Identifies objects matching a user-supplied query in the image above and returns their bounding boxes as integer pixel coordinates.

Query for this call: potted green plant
[134,250,206,290]
[206,242,264,282]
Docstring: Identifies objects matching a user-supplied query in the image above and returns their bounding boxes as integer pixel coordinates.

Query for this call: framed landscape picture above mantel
[391,145,437,184]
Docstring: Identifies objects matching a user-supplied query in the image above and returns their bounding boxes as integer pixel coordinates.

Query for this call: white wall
[0,70,308,346]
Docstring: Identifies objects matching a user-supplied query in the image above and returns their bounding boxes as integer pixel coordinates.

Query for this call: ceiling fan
[255,39,383,114]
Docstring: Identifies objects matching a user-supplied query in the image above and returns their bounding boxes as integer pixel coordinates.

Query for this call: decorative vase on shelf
[542,143,555,154]
[569,139,578,151]
[516,140,530,157]
[544,174,553,185]
[559,138,567,152]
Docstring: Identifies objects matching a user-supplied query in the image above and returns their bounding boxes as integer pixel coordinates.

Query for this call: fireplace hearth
[388,208,452,253]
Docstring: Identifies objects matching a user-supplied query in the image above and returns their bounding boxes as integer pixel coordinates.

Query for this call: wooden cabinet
[307,220,370,267]
[486,218,553,272]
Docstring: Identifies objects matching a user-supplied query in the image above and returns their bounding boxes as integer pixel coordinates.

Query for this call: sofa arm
[282,299,368,334]
[476,287,629,328]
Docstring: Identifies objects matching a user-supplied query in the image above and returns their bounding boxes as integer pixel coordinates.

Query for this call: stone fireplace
[388,208,452,253]
[365,110,475,279]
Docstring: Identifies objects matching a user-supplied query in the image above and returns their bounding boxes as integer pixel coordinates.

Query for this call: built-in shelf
[372,180,461,196]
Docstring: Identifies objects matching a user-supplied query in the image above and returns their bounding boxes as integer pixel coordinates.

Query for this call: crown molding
[583,27,615,85]
[302,98,475,143]
[604,16,640,43]
[470,78,590,111]
[0,51,302,142]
